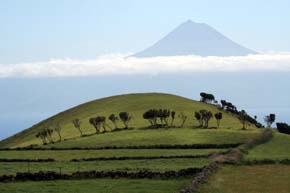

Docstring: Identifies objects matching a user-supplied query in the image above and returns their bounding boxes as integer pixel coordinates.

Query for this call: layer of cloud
[1,53,290,77]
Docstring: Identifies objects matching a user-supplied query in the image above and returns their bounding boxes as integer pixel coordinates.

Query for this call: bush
[276,122,290,134]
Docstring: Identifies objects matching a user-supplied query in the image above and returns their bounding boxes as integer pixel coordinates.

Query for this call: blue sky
[1,0,290,64]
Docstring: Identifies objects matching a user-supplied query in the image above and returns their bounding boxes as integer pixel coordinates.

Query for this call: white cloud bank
[1,53,290,77]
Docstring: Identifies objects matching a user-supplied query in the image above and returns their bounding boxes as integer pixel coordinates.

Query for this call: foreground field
[0,178,190,193]
[0,149,226,161]
[0,158,210,175]
[246,132,290,160]
[195,165,290,193]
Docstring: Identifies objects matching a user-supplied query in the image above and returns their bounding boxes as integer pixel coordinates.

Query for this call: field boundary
[0,167,204,183]
[0,143,242,151]
[70,155,211,162]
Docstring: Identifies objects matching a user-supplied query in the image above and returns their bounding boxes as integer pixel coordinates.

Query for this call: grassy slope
[0,93,256,149]
[195,165,290,193]
[46,128,259,149]
[246,131,290,160]
[0,178,190,193]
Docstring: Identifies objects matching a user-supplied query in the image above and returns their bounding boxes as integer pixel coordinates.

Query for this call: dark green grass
[0,158,210,175]
[0,149,226,161]
[0,178,190,193]
[0,93,257,148]
[45,128,259,149]
[245,132,290,160]
[195,165,290,193]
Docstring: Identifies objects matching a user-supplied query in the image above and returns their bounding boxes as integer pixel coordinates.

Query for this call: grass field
[195,165,290,193]
[0,158,210,175]
[245,132,290,161]
[45,128,259,149]
[0,178,190,193]
[0,149,226,161]
[0,93,257,149]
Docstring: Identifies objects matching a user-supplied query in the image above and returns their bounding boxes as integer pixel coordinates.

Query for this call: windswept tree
[194,111,202,127]
[36,130,48,145]
[161,109,171,126]
[171,111,176,127]
[72,118,82,136]
[200,92,215,103]
[36,128,54,144]
[220,100,237,113]
[200,110,213,128]
[143,109,156,127]
[89,116,106,133]
[214,112,223,128]
[109,114,119,130]
[264,114,276,128]
[45,127,54,143]
[119,112,132,129]
[143,109,171,128]
[276,122,290,134]
[239,110,248,130]
[178,112,187,128]
[54,123,62,142]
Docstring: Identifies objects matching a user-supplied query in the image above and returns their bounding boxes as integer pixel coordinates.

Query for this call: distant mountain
[133,20,257,57]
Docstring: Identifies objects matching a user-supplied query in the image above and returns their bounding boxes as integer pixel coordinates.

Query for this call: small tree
[54,123,62,142]
[199,110,213,128]
[45,127,54,143]
[276,122,290,134]
[200,92,215,103]
[119,112,132,129]
[72,118,82,136]
[264,114,276,128]
[89,116,106,133]
[178,112,187,128]
[171,111,176,127]
[194,111,202,127]
[214,112,223,128]
[109,114,119,130]
[36,130,48,145]
[239,110,248,130]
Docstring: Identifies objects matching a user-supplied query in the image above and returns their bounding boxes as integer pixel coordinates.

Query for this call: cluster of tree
[220,100,237,113]
[35,123,62,145]
[143,109,173,128]
[89,116,108,134]
[219,99,263,128]
[200,92,215,103]
[89,112,132,134]
[142,109,189,128]
[194,110,223,128]
[264,114,276,128]
[276,122,290,134]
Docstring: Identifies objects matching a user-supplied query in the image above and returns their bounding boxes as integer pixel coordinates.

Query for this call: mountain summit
[133,20,256,57]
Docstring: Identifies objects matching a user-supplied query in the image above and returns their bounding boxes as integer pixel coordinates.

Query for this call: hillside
[0,93,256,149]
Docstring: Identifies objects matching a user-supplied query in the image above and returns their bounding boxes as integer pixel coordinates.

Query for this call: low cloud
[1,53,290,77]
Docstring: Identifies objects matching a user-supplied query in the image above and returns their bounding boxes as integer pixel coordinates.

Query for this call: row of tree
[143,109,175,128]
[89,112,132,134]
[194,110,223,128]
[200,92,265,128]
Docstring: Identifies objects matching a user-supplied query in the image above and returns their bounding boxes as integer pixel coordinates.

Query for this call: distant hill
[0,93,257,149]
[133,20,257,57]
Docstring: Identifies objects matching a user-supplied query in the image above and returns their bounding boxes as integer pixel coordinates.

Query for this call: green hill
[0,93,257,149]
